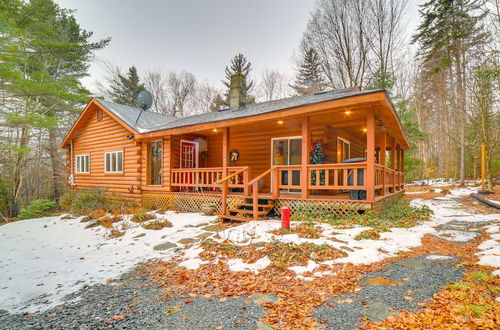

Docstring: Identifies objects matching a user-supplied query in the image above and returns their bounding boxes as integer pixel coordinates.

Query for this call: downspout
[69,140,75,186]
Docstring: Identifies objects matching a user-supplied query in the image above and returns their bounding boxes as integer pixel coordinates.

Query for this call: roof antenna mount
[135,90,153,125]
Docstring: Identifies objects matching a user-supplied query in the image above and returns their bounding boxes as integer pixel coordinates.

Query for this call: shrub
[60,189,137,215]
[131,212,156,223]
[17,199,58,220]
[142,219,173,230]
[60,189,108,215]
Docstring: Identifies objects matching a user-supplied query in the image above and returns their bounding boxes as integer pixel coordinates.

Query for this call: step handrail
[216,166,248,184]
[248,166,275,186]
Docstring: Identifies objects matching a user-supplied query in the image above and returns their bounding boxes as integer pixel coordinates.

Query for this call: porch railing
[170,166,248,190]
[171,163,404,219]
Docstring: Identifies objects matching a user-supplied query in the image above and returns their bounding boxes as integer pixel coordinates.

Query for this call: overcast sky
[55,0,425,93]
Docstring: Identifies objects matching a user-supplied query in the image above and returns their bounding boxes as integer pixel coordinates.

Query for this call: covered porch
[140,96,408,220]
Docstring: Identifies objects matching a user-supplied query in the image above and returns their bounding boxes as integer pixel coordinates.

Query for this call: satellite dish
[134,90,153,125]
[136,90,153,110]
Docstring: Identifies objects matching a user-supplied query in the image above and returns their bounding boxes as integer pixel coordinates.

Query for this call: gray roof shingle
[96,88,382,134]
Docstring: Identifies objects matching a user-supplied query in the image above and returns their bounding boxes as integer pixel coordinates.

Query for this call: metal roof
[95,88,383,134]
[94,98,177,132]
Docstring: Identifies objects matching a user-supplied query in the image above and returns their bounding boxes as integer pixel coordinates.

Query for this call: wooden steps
[219,198,275,222]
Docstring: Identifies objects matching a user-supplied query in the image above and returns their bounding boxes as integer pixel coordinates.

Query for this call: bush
[60,189,108,215]
[17,199,58,220]
[60,188,137,215]
[131,212,156,223]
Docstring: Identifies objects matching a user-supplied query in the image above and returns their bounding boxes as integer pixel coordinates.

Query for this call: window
[76,154,90,173]
[148,140,163,185]
[105,151,123,173]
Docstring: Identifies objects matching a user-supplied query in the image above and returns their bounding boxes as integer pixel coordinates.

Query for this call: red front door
[180,141,198,190]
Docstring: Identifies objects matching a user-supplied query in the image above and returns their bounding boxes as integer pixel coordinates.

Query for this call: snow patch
[0,211,217,313]
[227,256,271,274]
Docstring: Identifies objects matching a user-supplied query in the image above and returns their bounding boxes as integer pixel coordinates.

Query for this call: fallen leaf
[47,313,57,318]
[112,314,126,320]
[219,297,227,302]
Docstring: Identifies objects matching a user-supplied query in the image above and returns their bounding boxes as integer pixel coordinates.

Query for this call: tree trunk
[48,127,63,202]
[11,126,30,217]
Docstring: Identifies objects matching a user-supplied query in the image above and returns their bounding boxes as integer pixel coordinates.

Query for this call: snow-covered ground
[177,186,499,279]
[0,211,216,313]
[1,187,498,313]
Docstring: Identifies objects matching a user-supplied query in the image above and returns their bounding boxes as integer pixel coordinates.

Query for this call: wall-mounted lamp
[126,135,134,140]
[345,110,351,115]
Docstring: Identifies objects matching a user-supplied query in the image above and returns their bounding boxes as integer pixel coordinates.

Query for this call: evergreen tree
[108,66,145,106]
[222,53,255,106]
[0,0,109,214]
[290,48,326,95]
[412,0,490,185]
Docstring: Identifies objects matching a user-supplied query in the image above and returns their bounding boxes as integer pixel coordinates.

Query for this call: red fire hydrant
[281,206,291,229]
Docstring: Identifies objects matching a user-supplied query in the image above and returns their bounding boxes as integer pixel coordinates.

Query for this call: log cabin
[61,74,409,221]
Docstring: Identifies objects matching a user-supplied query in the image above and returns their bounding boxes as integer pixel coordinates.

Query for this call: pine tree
[108,66,145,106]
[222,53,255,106]
[412,0,490,185]
[0,0,109,214]
[290,48,326,95]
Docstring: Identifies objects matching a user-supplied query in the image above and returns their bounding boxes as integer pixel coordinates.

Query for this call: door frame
[180,139,199,169]
[337,137,351,163]
[270,136,302,194]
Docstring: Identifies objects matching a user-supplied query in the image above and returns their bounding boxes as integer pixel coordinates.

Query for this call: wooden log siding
[71,109,141,201]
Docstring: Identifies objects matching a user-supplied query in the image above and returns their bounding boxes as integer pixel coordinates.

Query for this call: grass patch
[142,219,173,230]
[109,229,125,238]
[200,240,347,269]
[354,229,381,240]
[130,212,156,223]
[270,222,323,239]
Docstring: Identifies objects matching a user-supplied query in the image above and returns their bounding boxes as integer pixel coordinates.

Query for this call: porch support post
[401,149,405,189]
[380,131,387,196]
[301,116,310,199]
[222,127,229,216]
[396,146,401,191]
[390,136,396,193]
[366,108,376,202]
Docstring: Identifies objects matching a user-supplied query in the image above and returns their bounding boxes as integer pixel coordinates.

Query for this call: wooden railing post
[301,116,310,199]
[401,150,405,189]
[272,168,279,199]
[380,131,387,196]
[243,169,249,196]
[222,127,229,216]
[252,182,259,219]
[366,108,376,202]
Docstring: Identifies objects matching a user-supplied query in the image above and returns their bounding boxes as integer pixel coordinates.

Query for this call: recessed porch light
[277,120,284,125]
[212,128,218,133]
[362,128,368,132]
[345,110,351,115]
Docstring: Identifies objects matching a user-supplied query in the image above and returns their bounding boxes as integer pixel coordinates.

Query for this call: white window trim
[104,151,123,173]
[75,154,90,174]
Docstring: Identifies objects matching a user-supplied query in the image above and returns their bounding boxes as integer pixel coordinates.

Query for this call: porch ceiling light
[277,120,284,125]
[345,110,351,115]
[362,128,368,132]
[212,128,218,133]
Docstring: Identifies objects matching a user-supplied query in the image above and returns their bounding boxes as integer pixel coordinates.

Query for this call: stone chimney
[229,73,246,108]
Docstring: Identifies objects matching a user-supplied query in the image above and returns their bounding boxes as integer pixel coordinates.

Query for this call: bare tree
[188,80,222,114]
[257,69,291,101]
[303,0,370,89]
[366,0,409,89]
[143,71,169,114]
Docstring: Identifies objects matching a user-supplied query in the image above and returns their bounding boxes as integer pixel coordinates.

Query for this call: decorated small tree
[310,141,326,185]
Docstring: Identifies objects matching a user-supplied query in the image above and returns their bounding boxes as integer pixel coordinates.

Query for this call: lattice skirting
[273,199,368,220]
[141,192,244,214]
